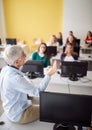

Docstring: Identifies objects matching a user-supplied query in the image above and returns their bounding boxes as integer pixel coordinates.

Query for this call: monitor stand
[53,123,75,130]
[27,72,37,79]
[69,74,78,81]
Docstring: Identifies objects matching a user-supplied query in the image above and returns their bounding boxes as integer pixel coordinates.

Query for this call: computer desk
[80,46,92,54]
[52,51,92,70]
[30,69,92,96]
[78,53,92,71]
[0,69,92,130]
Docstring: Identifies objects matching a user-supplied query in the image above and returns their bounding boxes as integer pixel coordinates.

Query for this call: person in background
[66,31,77,44]
[56,32,63,46]
[31,43,51,67]
[35,38,43,45]
[46,35,60,52]
[61,43,78,61]
[84,31,92,47]
[63,31,79,53]
[0,45,57,124]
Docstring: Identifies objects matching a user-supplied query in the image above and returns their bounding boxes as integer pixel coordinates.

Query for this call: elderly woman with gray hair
[0,45,57,124]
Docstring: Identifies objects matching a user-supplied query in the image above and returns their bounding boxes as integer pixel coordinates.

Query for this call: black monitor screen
[47,46,57,57]
[6,38,17,45]
[61,61,88,81]
[20,60,44,78]
[40,92,92,127]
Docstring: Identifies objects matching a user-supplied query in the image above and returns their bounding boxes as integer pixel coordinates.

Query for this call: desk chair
[0,39,2,45]
[75,39,80,47]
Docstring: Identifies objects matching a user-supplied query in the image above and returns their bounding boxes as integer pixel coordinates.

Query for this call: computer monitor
[61,61,88,81]
[47,46,57,57]
[40,92,92,130]
[6,38,17,45]
[20,60,44,78]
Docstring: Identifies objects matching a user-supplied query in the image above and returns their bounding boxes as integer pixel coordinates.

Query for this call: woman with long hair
[31,43,51,67]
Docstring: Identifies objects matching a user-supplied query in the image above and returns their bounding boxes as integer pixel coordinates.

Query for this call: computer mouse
[57,71,61,75]
[88,56,91,58]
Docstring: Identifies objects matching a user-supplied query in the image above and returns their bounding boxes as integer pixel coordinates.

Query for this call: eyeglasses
[18,52,26,60]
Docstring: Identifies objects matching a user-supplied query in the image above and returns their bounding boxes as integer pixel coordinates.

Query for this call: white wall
[63,0,92,45]
[0,0,92,45]
[0,0,6,43]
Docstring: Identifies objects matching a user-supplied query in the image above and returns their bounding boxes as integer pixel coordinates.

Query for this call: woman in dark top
[66,31,77,44]
[56,32,63,46]
[61,43,78,61]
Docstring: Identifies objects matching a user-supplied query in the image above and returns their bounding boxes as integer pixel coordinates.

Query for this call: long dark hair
[86,31,92,38]
[38,43,47,54]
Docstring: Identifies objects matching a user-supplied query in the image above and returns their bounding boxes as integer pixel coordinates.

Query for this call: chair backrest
[75,39,80,47]
[0,39,2,45]
[74,46,80,57]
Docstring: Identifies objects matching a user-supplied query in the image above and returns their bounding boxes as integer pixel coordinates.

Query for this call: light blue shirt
[0,65,51,122]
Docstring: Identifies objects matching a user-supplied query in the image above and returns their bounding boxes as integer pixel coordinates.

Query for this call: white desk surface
[30,70,92,96]
[79,53,92,61]
[0,44,6,48]
[0,44,28,54]
[0,70,92,130]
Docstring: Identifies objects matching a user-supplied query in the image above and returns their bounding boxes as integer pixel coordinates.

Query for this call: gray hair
[3,45,23,65]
